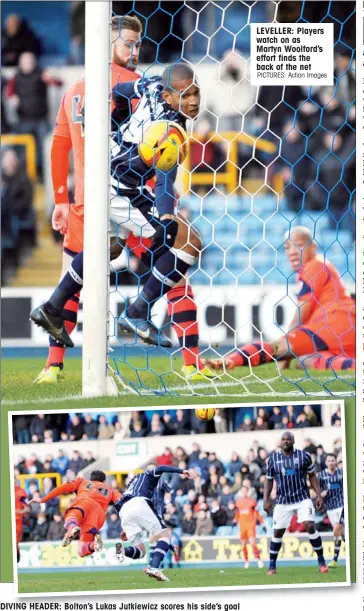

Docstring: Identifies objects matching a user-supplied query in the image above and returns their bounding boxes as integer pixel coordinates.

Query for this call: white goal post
[82,2,111,396]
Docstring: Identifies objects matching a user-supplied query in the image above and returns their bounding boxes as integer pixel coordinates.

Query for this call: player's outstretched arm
[112,80,141,111]
[36,478,82,503]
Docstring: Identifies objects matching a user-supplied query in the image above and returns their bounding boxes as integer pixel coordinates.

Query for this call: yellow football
[195,407,216,421]
[138,120,188,171]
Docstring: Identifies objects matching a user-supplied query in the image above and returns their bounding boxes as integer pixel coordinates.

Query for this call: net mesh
[108,0,355,398]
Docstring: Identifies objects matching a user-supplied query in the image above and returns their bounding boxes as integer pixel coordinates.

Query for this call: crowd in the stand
[13,404,339,445]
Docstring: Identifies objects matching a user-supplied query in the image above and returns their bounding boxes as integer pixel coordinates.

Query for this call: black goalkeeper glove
[141,217,178,268]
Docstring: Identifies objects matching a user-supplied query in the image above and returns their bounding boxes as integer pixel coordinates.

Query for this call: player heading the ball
[30,62,203,350]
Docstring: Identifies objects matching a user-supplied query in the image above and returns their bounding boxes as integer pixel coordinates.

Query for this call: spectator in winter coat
[30,414,47,442]
[47,513,65,541]
[195,510,214,536]
[210,500,228,528]
[51,450,69,476]
[2,15,41,66]
[69,415,84,441]
[106,512,122,539]
[82,414,98,439]
[181,509,196,535]
[227,452,243,478]
[31,513,48,541]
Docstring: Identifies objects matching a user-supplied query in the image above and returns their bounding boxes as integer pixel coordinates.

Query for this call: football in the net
[195,407,216,421]
[138,120,188,171]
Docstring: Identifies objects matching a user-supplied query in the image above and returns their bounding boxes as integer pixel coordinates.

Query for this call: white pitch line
[3,375,355,405]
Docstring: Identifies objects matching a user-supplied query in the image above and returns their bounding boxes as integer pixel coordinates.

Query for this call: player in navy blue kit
[33,62,202,350]
[264,432,328,575]
[318,454,345,568]
[114,464,194,582]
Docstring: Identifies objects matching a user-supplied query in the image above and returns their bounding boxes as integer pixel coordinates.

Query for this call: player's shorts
[239,526,256,540]
[110,193,160,241]
[64,205,84,254]
[273,498,315,529]
[65,500,106,537]
[119,497,166,545]
[327,507,344,528]
[287,310,355,360]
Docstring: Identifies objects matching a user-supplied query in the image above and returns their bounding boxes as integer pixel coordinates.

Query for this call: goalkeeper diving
[205,226,355,373]
[31,63,214,361]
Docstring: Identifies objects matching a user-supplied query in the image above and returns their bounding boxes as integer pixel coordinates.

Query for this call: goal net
[84,0,356,398]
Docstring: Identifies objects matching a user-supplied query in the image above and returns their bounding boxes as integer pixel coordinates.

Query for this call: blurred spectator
[31,512,48,541]
[295,413,312,428]
[210,499,228,528]
[206,474,220,499]
[26,453,43,474]
[47,513,65,541]
[286,405,296,427]
[255,416,268,431]
[161,413,175,436]
[1,148,35,249]
[44,430,54,443]
[70,1,85,65]
[304,438,317,454]
[6,52,63,178]
[30,414,47,443]
[239,415,255,432]
[42,478,59,518]
[226,500,236,526]
[41,460,54,474]
[84,451,96,467]
[195,510,214,536]
[303,405,318,427]
[269,407,283,429]
[13,415,30,445]
[113,420,129,440]
[69,415,84,441]
[214,409,227,434]
[227,451,243,478]
[181,509,196,535]
[331,407,341,426]
[82,414,98,440]
[130,421,145,438]
[68,450,85,473]
[2,14,41,66]
[156,447,174,467]
[148,413,165,437]
[208,452,224,475]
[51,449,69,476]
[106,511,122,539]
[173,410,191,436]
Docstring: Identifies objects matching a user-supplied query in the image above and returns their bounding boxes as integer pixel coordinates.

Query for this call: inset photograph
[10,402,350,595]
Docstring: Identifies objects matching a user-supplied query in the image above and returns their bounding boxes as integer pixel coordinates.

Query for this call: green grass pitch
[18,565,347,593]
[2,356,355,408]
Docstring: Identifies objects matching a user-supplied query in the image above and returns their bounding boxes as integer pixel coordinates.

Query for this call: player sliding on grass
[264,432,328,575]
[31,53,214,383]
[29,470,121,558]
[114,464,195,582]
[204,226,355,373]
[318,454,345,568]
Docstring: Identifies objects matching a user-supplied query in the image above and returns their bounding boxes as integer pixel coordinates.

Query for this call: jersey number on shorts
[72,95,85,137]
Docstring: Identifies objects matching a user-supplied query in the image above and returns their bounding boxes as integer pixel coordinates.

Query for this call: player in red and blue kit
[114,464,194,582]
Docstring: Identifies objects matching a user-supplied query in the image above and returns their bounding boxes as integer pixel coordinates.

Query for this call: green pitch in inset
[18,566,347,594]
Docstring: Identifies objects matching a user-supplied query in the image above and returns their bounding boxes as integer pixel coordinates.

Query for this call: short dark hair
[90,470,106,482]
[326,453,336,460]
[111,15,143,34]
[162,62,195,90]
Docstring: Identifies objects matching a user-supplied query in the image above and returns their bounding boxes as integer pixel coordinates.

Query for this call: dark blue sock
[269,537,282,567]
[46,251,84,315]
[333,537,342,562]
[309,532,325,562]
[128,250,193,318]
[150,539,170,569]
[124,546,143,559]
